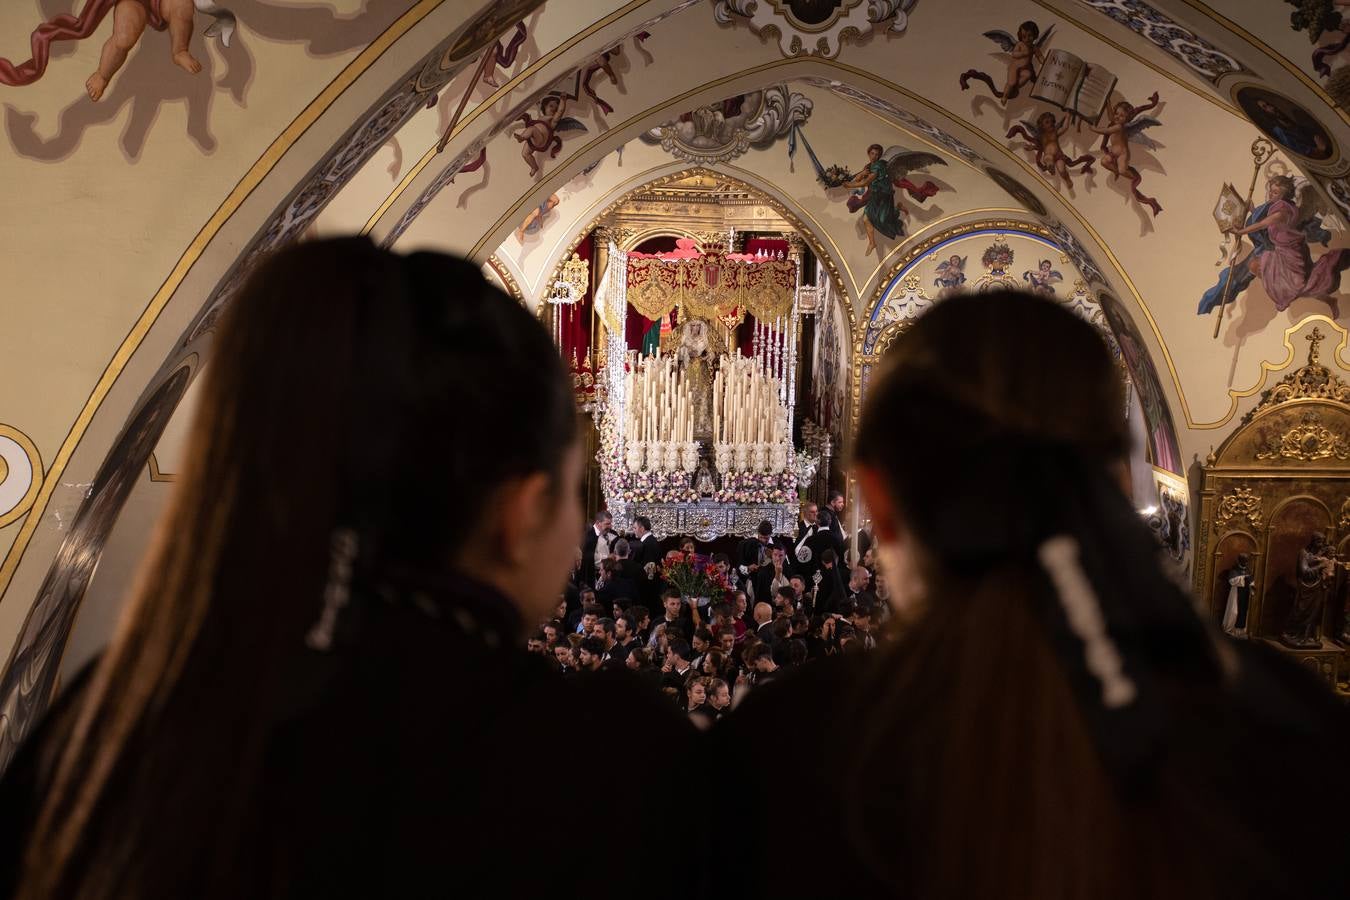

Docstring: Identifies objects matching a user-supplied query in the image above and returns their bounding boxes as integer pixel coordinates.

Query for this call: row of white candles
[625,349,694,443]
[713,354,786,445]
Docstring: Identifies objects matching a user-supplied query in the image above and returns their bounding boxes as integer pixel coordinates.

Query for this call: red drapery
[558,234,594,368]
[624,236,679,354]
[743,237,788,257]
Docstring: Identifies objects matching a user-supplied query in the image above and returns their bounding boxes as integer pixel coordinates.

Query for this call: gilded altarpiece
[1194,329,1350,695]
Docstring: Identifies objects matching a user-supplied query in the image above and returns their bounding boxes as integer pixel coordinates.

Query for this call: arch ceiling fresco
[2,0,1350,752]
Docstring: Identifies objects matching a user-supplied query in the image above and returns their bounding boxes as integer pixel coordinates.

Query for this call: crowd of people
[0,237,1344,900]
[538,499,886,723]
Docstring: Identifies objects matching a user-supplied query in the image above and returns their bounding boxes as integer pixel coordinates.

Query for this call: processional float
[594,238,818,539]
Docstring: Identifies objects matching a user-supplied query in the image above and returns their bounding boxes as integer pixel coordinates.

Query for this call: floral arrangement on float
[713,471,797,505]
[617,471,700,504]
[660,550,733,603]
[597,408,701,503]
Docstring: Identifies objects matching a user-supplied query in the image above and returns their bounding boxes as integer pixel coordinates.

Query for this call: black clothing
[818,506,847,556]
[633,533,665,604]
[751,564,794,607]
[0,576,694,900]
[709,642,1350,900]
[577,523,604,588]
[596,574,639,612]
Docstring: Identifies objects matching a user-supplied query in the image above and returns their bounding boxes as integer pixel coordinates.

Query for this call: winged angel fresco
[0,0,235,101]
[959,21,1055,104]
[1199,175,1347,319]
[821,144,947,255]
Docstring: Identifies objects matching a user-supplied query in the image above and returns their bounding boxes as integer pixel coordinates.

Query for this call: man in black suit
[632,516,665,605]
[817,490,848,560]
[738,519,788,585]
[792,501,823,581]
[581,510,618,588]
[752,545,794,607]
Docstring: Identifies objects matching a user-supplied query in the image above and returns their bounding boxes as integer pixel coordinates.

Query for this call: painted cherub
[959,21,1055,105]
[1008,112,1095,191]
[1089,92,1164,217]
[1022,259,1063,295]
[513,94,587,177]
[933,254,967,296]
[0,0,235,100]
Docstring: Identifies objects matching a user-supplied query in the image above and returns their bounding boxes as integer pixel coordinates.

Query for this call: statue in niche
[676,317,717,442]
[1281,533,1336,648]
[1220,554,1255,638]
[695,460,716,497]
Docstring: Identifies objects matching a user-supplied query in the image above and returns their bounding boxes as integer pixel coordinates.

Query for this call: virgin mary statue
[676,318,716,442]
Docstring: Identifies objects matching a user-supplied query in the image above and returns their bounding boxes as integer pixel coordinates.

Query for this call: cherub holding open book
[1007,112,1095,191]
[1089,93,1163,217]
[959,21,1055,105]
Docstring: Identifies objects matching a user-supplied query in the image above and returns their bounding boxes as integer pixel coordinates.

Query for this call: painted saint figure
[1198,176,1347,318]
[843,144,943,255]
[0,0,236,101]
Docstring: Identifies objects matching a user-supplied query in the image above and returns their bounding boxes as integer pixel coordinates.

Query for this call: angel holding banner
[830,144,945,255]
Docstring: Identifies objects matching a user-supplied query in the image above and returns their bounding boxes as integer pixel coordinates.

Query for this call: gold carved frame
[1193,328,1350,692]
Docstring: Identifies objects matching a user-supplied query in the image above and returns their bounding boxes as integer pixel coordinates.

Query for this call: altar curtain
[624,250,795,323]
[558,235,594,367]
[744,237,789,257]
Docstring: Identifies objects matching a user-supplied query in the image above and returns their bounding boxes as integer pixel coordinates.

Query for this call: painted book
[1032,49,1117,120]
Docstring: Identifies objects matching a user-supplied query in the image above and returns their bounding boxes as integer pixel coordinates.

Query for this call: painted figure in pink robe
[1199,175,1348,318]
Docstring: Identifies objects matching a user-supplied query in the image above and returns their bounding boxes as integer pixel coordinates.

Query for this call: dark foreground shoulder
[0,661,97,895]
[706,655,898,899]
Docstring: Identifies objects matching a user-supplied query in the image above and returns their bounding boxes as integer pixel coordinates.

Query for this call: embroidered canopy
[624,244,796,323]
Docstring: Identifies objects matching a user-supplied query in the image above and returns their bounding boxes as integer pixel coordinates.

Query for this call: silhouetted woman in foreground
[0,238,691,899]
[712,291,1348,900]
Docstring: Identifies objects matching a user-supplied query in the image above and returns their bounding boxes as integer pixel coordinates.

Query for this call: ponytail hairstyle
[18,238,575,899]
[850,291,1226,900]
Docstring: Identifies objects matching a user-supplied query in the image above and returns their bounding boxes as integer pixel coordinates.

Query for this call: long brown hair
[18,238,575,898]
[851,291,1227,900]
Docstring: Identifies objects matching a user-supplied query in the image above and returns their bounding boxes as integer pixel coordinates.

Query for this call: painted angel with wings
[514,94,587,177]
[0,0,236,101]
[1022,259,1064,295]
[836,144,946,254]
[1088,92,1164,216]
[933,254,967,296]
[1198,175,1347,318]
[1007,112,1095,191]
[959,21,1055,105]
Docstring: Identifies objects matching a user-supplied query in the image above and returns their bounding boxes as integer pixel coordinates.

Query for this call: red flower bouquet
[660,551,732,602]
